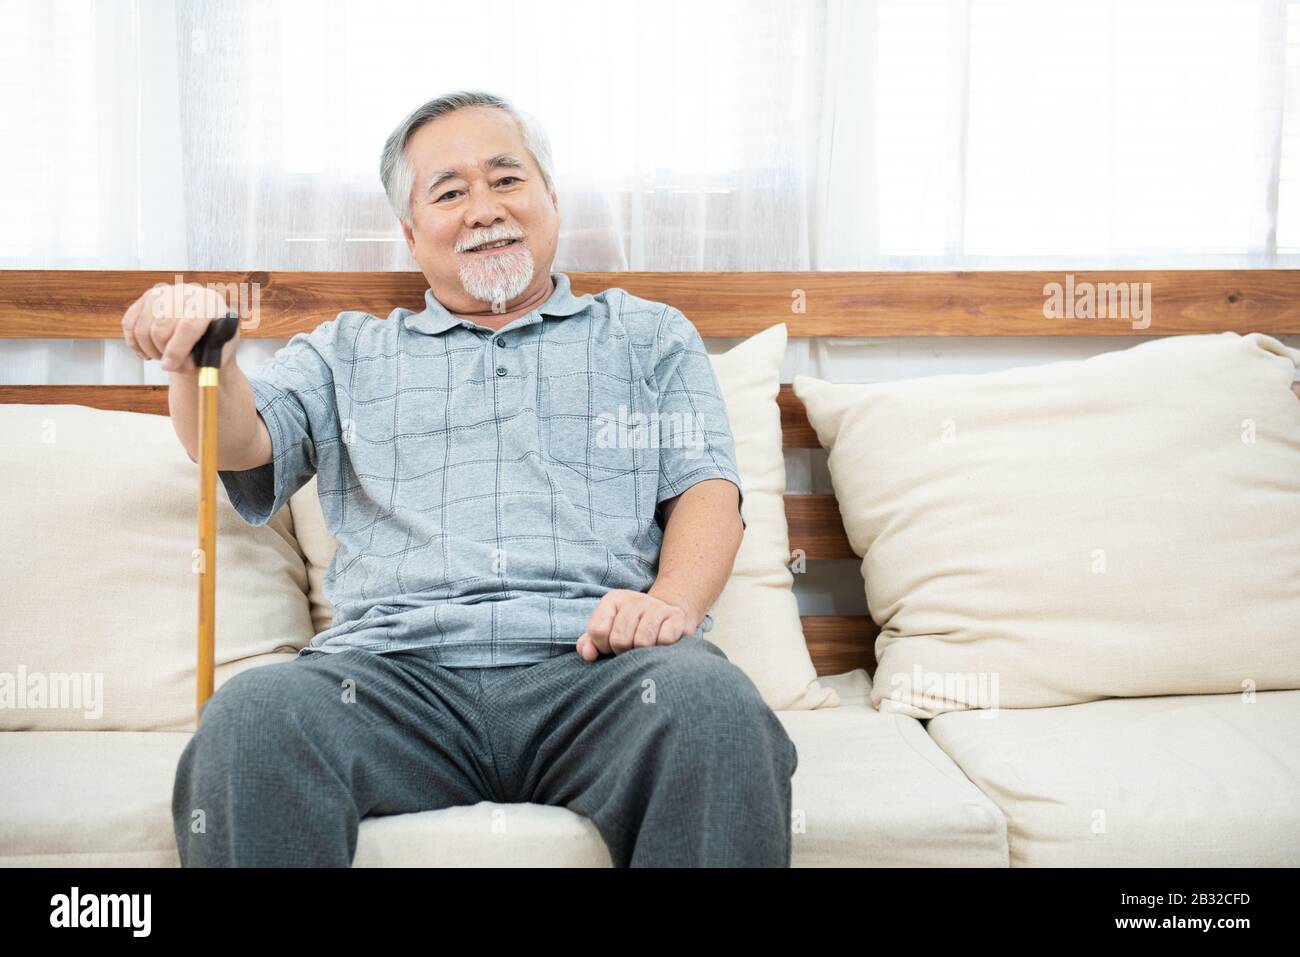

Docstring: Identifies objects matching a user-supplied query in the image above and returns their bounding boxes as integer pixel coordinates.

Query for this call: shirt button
[496,365,507,376]
[495,338,506,348]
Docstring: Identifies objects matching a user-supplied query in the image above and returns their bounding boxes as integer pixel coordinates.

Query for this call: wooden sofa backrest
[3,269,1299,676]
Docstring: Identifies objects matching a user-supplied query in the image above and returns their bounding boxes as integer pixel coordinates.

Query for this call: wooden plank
[0,385,170,415]
[784,493,855,560]
[801,615,878,677]
[778,384,817,448]
[0,270,418,340]
[4,270,1300,338]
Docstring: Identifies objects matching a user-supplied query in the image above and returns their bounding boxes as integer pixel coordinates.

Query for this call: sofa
[3,283,1299,868]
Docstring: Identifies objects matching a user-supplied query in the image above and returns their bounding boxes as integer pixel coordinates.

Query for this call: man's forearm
[168,362,272,470]
[647,479,744,629]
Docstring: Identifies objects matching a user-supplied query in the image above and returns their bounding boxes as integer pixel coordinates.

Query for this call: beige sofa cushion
[0,732,190,866]
[0,671,1008,867]
[794,332,1300,717]
[777,670,1007,867]
[0,405,317,731]
[291,323,837,710]
[927,689,1300,866]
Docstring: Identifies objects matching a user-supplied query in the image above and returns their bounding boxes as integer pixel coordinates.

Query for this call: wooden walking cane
[192,312,241,725]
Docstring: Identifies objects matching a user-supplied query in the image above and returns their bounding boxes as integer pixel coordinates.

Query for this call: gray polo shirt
[219,271,744,666]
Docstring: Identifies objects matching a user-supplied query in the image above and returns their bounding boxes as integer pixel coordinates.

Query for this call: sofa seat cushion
[0,731,190,866]
[353,804,612,866]
[0,673,1008,867]
[926,690,1300,866]
[778,670,1008,866]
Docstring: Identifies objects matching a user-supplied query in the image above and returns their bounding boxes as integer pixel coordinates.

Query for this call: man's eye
[437,179,516,201]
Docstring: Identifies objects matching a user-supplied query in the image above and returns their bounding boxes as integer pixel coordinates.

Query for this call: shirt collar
[404,271,595,337]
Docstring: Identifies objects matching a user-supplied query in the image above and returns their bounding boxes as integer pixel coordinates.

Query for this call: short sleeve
[218,323,338,527]
[652,308,746,530]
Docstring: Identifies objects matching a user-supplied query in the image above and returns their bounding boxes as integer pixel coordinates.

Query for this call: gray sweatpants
[172,633,798,867]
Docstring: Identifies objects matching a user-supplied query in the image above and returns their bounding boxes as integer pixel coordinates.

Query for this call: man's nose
[463,183,508,229]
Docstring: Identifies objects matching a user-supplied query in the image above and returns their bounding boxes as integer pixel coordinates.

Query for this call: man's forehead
[410,109,528,172]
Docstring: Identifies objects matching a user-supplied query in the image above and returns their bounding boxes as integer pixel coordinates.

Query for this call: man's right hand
[122,282,240,375]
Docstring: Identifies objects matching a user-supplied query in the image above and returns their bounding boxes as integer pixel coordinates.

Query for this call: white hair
[380,90,556,228]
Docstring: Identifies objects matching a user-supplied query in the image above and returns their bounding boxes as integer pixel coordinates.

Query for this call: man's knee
[641,638,757,703]
[194,661,324,745]
[638,642,791,759]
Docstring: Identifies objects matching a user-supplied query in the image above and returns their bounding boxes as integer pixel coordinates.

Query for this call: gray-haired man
[131,91,797,867]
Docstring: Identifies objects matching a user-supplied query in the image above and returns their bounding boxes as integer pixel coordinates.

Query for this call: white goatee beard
[458,242,536,314]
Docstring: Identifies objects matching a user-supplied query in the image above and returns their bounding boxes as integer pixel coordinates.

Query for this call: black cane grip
[191,312,240,369]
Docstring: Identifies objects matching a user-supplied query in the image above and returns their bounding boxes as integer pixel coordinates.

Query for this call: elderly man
[126,90,797,868]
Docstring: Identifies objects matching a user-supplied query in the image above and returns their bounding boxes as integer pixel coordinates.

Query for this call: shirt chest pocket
[541,366,656,479]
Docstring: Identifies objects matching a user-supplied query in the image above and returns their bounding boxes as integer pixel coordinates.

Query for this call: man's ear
[400,218,417,256]
[549,187,559,213]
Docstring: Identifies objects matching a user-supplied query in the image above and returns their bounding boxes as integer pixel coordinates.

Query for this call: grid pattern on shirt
[218,272,743,667]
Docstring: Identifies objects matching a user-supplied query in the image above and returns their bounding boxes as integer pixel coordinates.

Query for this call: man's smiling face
[400,106,560,318]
